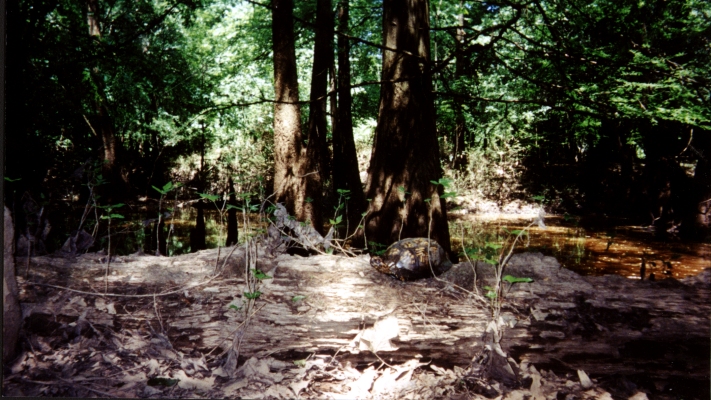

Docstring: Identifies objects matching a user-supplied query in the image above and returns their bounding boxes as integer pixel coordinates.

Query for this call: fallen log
[15,248,710,398]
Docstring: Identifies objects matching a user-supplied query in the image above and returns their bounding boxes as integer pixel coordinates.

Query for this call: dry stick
[411,302,443,337]
[153,293,165,334]
[460,221,480,296]
[105,217,112,294]
[25,241,32,278]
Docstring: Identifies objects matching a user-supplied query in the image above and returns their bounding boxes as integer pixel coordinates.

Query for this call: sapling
[152,182,178,256]
[98,203,124,293]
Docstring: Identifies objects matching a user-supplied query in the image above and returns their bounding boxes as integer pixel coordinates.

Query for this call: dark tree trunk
[451,5,468,170]
[682,128,711,239]
[272,0,323,233]
[640,121,694,237]
[87,0,128,202]
[363,0,451,255]
[3,206,22,362]
[306,0,333,191]
[333,0,366,234]
[226,178,238,246]
[190,200,207,252]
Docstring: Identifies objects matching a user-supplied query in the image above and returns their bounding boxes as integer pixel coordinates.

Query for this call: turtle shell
[370,238,453,281]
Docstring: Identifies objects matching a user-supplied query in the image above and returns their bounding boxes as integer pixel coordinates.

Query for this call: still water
[452,214,710,280]
[88,206,709,280]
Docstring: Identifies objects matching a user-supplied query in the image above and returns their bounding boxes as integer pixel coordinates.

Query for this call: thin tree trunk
[226,177,238,246]
[306,0,333,192]
[683,128,711,239]
[272,0,323,233]
[451,4,468,169]
[333,0,366,234]
[363,0,451,255]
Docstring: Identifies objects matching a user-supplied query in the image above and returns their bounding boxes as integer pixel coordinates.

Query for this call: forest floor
[3,241,709,399]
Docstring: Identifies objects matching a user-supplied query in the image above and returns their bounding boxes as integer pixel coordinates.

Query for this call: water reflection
[452,214,710,279]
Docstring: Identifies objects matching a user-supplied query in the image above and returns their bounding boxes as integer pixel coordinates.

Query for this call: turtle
[370,237,453,281]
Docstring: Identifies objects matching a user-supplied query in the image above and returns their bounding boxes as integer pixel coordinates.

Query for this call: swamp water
[452,214,710,280]
[51,205,709,279]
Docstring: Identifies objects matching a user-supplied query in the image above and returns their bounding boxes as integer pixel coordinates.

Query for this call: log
[17,247,710,396]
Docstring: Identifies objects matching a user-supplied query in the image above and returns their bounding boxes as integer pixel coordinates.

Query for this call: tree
[306,0,333,191]
[86,0,130,200]
[363,0,452,254]
[333,0,366,231]
[272,0,324,232]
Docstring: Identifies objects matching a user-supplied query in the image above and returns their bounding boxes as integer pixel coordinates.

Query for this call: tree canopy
[5,0,711,250]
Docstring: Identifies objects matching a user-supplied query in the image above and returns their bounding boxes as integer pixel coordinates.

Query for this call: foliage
[6,0,711,251]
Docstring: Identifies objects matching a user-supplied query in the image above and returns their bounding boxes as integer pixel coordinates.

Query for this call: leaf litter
[3,246,639,399]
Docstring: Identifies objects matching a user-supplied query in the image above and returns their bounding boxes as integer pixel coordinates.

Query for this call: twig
[153,293,164,333]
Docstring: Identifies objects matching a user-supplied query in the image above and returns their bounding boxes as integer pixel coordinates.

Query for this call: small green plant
[98,203,124,293]
[153,182,179,256]
[330,188,351,235]
[368,241,388,256]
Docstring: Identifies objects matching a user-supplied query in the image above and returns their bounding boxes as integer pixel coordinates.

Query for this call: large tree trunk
[333,0,366,234]
[272,0,323,233]
[363,0,451,254]
[3,206,22,362]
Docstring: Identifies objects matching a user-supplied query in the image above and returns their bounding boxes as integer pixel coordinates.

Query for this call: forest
[3,0,711,398]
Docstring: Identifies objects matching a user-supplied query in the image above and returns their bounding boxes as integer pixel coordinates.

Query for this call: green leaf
[4,177,21,182]
[502,275,533,284]
[229,304,242,311]
[251,269,272,280]
[292,295,306,302]
[294,359,307,367]
[199,193,220,202]
[244,291,262,299]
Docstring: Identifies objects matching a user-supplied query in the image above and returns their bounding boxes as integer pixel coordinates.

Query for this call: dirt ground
[2,244,706,399]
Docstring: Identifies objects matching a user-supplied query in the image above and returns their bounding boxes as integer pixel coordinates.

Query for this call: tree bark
[306,0,333,193]
[451,4,468,170]
[87,0,129,201]
[3,206,22,362]
[272,0,323,233]
[363,0,451,254]
[333,0,366,234]
[682,128,711,239]
[226,178,239,246]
